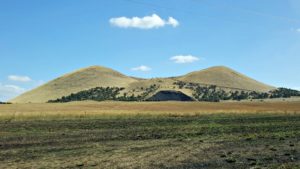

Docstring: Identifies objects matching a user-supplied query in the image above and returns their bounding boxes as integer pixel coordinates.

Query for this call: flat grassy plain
[0,101,299,168]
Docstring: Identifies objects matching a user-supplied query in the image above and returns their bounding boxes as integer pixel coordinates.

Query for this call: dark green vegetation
[0,113,299,168]
[175,81,300,102]
[48,81,300,103]
[48,87,124,102]
[270,88,300,98]
[0,102,11,104]
[49,85,159,102]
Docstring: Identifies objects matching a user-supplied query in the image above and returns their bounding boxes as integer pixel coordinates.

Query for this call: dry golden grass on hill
[178,66,275,92]
[1,101,299,119]
[10,65,276,103]
[10,66,138,103]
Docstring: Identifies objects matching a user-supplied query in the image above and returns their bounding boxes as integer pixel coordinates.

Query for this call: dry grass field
[0,101,299,168]
[1,101,300,119]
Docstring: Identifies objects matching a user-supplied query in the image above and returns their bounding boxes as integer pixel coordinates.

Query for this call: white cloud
[167,17,179,27]
[8,75,32,82]
[131,65,152,72]
[0,83,26,101]
[170,55,200,64]
[109,14,179,29]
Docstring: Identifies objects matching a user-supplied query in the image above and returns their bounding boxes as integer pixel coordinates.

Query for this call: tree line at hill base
[192,86,300,102]
[48,82,300,103]
[0,102,12,104]
[48,84,159,103]
[175,81,300,102]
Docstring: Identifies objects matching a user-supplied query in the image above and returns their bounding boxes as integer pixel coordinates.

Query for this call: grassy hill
[11,66,138,103]
[177,66,275,92]
[11,65,276,103]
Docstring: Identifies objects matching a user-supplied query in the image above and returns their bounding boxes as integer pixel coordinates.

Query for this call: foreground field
[1,101,300,119]
[0,102,299,168]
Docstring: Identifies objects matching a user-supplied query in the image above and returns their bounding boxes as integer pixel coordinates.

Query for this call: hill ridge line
[10,65,276,103]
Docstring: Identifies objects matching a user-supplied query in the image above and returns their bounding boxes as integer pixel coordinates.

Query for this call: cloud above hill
[8,75,32,82]
[1,75,44,101]
[109,14,179,29]
[170,55,200,64]
[131,65,152,72]
[0,83,26,101]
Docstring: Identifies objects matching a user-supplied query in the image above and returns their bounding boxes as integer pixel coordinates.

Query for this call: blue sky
[1,0,300,101]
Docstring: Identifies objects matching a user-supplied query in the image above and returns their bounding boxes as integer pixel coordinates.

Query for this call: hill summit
[11,65,276,103]
[178,66,273,92]
[11,66,137,103]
